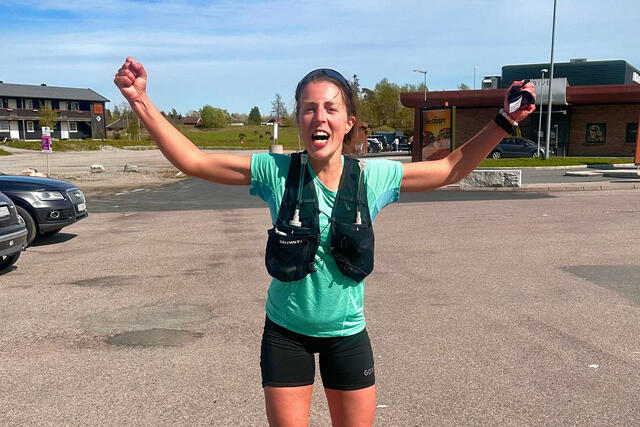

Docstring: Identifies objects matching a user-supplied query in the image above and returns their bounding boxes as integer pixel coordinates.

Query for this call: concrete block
[269,144,283,154]
[460,169,521,187]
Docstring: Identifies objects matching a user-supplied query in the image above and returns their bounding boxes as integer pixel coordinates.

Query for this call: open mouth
[312,131,330,144]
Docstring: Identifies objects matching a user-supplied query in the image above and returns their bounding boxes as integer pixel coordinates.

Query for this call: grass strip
[479,157,634,167]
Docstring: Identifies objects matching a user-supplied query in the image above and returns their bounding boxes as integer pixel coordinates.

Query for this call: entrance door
[60,122,69,139]
[9,121,19,139]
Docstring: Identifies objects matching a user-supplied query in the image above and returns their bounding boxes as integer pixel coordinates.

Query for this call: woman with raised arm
[115,57,535,427]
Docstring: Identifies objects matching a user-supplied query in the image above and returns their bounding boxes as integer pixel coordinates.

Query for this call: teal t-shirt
[250,153,403,337]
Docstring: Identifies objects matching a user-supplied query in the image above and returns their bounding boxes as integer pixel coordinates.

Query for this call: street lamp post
[473,66,478,90]
[544,0,558,160]
[413,69,427,101]
[537,68,548,157]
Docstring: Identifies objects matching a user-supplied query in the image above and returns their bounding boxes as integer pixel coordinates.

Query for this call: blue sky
[2,0,639,117]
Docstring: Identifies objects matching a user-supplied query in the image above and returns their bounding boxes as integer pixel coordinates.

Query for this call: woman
[114,57,535,427]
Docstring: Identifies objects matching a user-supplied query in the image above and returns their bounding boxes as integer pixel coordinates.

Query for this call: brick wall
[568,104,640,156]
[454,107,536,147]
[454,108,495,148]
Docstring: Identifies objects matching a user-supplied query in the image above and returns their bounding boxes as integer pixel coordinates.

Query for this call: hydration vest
[265,152,375,283]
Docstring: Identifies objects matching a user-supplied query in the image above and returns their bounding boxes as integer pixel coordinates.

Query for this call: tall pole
[537,68,548,157]
[544,0,557,160]
[413,69,427,101]
[473,66,478,90]
[424,72,427,101]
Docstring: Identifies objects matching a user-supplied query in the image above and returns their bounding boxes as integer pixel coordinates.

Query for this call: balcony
[0,108,91,121]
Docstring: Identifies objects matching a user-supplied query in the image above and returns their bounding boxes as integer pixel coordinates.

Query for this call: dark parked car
[488,137,554,159]
[0,174,87,245]
[0,191,28,271]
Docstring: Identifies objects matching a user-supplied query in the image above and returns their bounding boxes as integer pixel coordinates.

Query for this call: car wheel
[41,228,63,237]
[532,151,540,158]
[0,252,20,272]
[15,205,36,245]
[491,151,502,159]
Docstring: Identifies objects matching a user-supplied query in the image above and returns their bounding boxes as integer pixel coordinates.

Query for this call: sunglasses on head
[295,68,353,99]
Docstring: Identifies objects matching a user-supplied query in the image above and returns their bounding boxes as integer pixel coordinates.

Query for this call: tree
[457,83,470,90]
[271,94,288,119]
[229,112,247,124]
[248,106,262,125]
[112,106,121,120]
[38,103,58,130]
[200,105,228,128]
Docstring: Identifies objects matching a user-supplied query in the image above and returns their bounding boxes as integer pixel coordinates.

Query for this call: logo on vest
[279,239,303,245]
[363,367,375,376]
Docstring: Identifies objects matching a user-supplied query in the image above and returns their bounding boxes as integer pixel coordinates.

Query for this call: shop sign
[531,77,568,105]
[421,107,453,161]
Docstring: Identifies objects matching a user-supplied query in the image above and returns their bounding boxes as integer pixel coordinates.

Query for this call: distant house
[106,117,127,131]
[261,117,283,126]
[181,116,203,127]
[0,81,109,140]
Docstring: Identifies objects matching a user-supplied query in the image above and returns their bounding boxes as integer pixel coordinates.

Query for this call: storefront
[401,83,640,161]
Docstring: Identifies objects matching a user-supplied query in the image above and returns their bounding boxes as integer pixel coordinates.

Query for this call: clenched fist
[114,57,147,104]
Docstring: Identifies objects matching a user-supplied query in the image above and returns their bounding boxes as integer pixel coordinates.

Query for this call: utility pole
[413,69,427,101]
[473,66,478,90]
[537,68,548,157]
[544,0,557,160]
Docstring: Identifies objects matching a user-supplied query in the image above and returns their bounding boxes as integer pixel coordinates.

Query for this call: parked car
[0,191,28,272]
[0,173,87,245]
[488,137,554,159]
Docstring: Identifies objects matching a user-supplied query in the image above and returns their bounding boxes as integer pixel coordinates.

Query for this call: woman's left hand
[504,80,536,122]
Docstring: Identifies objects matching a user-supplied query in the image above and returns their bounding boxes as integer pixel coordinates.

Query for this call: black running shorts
[260,316,375,390]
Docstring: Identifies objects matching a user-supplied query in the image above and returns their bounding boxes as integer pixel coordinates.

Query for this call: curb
[444,182,640,192]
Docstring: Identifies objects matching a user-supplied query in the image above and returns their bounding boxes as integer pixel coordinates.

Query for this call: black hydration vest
[265,152,375,283]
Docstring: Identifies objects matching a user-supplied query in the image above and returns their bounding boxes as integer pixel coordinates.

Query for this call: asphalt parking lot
[1,180,640,426]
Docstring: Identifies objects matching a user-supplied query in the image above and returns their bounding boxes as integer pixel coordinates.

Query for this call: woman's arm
[114,57,251,185]
[401,81,535,193]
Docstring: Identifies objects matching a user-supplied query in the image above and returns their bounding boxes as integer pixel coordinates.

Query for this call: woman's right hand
[114,57,147,105]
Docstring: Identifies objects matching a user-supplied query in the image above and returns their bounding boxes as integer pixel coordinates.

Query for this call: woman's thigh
[264,385,314,427]
[324,385,376,427]
[319,328,376,426]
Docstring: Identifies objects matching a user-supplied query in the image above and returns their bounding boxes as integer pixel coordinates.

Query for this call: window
[44,100,52,109]
[626,122,638,143]
[70,101,80,111]
[69,122,78,132]
[586,123,606,143]
[24,99,33,109]
[26,121,34,132]
[0,121,8,131]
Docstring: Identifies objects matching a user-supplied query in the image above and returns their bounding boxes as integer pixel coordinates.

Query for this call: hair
[294,69,357,144]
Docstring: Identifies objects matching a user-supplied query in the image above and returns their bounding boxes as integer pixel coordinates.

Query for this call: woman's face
[297,80,356,163]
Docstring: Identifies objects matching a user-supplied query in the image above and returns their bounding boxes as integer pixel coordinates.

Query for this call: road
[1,180,640,426]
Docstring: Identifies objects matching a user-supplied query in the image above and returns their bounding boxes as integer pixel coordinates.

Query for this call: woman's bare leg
[264,385,314,427]
[324,385,376,427]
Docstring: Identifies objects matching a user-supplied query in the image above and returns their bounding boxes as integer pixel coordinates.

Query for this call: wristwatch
[494,108,518,134]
